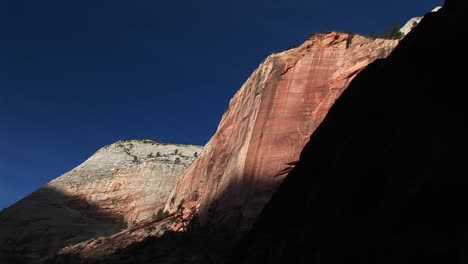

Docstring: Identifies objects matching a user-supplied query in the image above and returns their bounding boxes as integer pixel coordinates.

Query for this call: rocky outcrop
[48,140,201,224]
[234,1,468,262]
[0,140,201,260]
[164,33,399,235]
[400,6,442,36]
[59,213,176,259]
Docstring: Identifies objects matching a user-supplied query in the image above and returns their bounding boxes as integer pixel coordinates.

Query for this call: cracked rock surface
[0,139,202,260]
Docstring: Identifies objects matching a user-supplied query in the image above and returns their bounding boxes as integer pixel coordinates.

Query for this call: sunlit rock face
[48,140,202,224]
[165,32,399,235]
[233,2,468,262]
[0,140,201,260]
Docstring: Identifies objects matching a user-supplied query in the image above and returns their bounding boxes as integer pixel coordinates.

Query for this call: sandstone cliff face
[165,33,399,234]
[0,140,201,259]
[47,33,400,262]
[234,2,468,262]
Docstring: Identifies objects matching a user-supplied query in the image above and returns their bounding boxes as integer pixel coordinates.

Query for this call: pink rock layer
[165,32,399,233]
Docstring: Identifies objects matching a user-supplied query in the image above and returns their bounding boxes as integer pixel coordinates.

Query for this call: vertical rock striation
[165,33,399,235]
[234,2,468,262]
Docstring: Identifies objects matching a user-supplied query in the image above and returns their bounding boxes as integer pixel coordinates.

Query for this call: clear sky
[0,0,441,210]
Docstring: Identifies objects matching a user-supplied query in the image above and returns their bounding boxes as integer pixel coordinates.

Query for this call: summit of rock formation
[0,140,201,260]
[400,6,442,36]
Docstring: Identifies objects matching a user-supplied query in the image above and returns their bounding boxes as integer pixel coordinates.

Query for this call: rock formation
[0,5,441,263]
[44,31,400,264]
[164,33,399,236]
[0,140,201,260]
[234,1,468,262]
[400,6,442,36]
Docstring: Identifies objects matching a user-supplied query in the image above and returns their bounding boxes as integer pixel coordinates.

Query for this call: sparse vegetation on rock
[346,33,355,48]
[370,21,404,39]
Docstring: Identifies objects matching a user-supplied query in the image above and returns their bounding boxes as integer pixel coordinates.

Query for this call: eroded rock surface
[0,140,201,260]
[165,33,399,235]
[234,2,468,262]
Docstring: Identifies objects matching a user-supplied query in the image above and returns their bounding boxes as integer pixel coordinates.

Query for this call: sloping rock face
[234,1,468,262]
[0,140,201,260]
[165,33,398,235]
[47,33,400,263]
[400,6,441,36]
[59,214,177,260]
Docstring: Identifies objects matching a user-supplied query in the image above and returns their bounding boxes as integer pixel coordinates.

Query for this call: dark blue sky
[0,0,441,209]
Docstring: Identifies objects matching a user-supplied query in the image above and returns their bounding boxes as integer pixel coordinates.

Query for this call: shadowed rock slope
[234,1,468,262]
[0,140,201,260]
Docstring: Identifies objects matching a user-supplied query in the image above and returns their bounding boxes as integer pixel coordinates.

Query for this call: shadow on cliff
[41,178,278,264]
[230,1,468,263]
[0,186,124,262]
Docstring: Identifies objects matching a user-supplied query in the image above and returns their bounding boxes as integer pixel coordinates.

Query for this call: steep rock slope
[0,140,201,259]
[165,33,399,234]
[234,1,468,262]
[53,32,400,262]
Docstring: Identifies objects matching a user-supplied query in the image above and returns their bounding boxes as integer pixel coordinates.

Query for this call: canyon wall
[51,33,400,262]
[165,33,399,235]
[234,2,468,262]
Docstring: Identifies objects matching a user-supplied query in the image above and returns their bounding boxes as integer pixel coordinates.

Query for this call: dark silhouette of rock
[233,1,468,263]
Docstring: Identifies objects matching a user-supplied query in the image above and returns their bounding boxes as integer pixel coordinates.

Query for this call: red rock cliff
[46,33,400,261]
[233,3,467,262]
[165,32,399,233]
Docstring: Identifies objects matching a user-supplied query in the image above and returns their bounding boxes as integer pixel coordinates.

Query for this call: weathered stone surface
[164,33,399,234]
[234,2,468,262]
[48,140,201,224]
[0,140,201,260]
[59,214,176,259]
